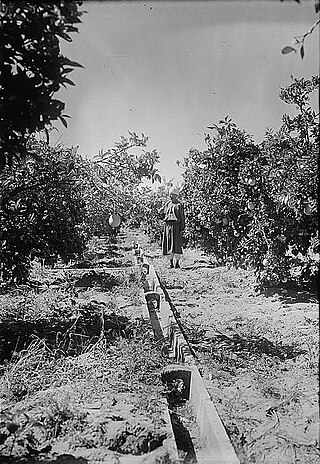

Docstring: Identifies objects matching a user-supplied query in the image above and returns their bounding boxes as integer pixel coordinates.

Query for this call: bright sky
[54,0,319,183]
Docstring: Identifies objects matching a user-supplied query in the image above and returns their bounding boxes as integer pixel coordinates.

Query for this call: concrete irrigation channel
[1,233,317,463]
[1,236,179,464]
[132,238,240,464]
[0,234,240,464]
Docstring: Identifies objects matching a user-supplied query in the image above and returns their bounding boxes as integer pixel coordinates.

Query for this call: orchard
[0,75,318,290]
[0,3,319,463]
[0,139,87,283]
[0,0,317,290]
[0,131,160,283]
[180,76,319,287]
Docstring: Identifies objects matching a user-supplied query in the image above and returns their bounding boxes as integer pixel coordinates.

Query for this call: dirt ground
[0,230,318,464]
[148,240,319,464]
[0,236,176,464]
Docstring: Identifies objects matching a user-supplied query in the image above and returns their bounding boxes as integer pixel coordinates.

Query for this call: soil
[0,235,177,464]
[0,229,318,464]
[148,239,319,464]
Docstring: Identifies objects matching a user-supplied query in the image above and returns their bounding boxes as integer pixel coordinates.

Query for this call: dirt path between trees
[0,230,318,464]
[140,231,319,464]
[0,236,176,464]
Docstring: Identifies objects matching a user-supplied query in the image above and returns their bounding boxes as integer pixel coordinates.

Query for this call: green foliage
[181,77,318,287]
[281,1,320,59]
[134,184,171,243]
[0,131,161,283]
[182,117,260,261]
[0,1,83,169]
[282,17,320,60]
[82,132,161,237]
[0,140,87,283]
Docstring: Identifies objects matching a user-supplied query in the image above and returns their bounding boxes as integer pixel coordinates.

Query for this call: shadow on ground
[261,285,318,304]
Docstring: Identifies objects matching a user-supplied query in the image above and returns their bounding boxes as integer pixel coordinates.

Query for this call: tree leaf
[281,46,296,55]
[316,1,320,13]
[300,45,305,60]
[63,77,75,86]
[56,32,72,42]
[59,115,68,128]
[0,154,6,171]
[62,67,75,74]
[28,151,43,162]
[61,57,84,68]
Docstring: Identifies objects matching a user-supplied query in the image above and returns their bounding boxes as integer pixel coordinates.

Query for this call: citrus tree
[80,132,161,237]
[0,140,87,283]
[181,117,260,263]
[255,76,318,285]
[181,76,318,287]
[133,183,173,243]
[0,1,83,170]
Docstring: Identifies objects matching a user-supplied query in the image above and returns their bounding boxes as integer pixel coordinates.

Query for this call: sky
[54,0,319,184]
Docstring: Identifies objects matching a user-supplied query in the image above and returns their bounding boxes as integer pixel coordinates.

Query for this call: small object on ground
[109,213,121,228]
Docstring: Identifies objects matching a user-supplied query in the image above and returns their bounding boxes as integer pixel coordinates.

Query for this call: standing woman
[161,186,185,269]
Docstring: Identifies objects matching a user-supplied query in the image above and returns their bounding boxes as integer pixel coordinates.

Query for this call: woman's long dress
[162,201,185,255]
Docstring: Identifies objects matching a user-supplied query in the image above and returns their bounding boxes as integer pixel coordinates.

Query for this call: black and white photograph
[0,1,319,463]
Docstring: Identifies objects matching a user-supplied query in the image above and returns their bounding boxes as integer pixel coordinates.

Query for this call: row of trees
[1,76,318,287]
[0,3,318,288]
[0,1,164,284]
[133,76,318,287]
[179,76,318,286]
[0,1,163,282]
[0,132,160,283]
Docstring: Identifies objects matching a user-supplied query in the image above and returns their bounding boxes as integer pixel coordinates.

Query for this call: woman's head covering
[169,186,180,196]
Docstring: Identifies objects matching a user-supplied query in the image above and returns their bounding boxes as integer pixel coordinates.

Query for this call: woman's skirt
[162,221,183,255]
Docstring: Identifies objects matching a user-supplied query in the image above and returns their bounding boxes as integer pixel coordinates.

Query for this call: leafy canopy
[180,76,318,287]
[0,1,83,170]
[0,140,87,283]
